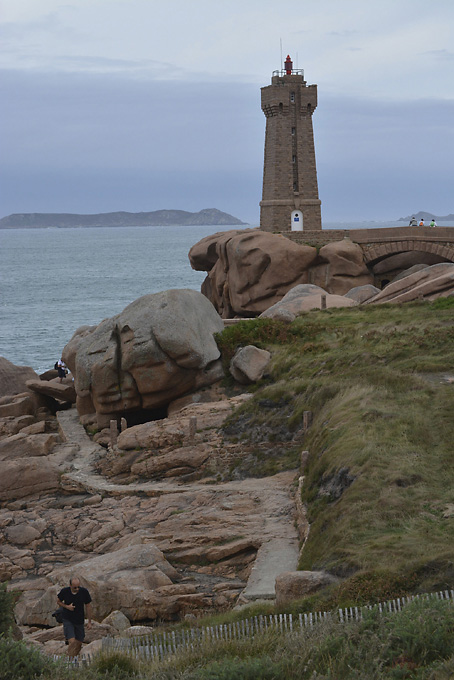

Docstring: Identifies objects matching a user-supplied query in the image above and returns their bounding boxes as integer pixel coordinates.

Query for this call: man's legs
[63,622,84,658]
[67,637,82,658]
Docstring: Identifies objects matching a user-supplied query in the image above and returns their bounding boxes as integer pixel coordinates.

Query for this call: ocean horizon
[2,220,453,374]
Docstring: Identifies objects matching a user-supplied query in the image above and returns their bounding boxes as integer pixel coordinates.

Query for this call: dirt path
[56,409,301,599]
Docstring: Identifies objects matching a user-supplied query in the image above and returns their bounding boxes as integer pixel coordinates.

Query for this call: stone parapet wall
[283,230,349,245]
[280,226,454,248]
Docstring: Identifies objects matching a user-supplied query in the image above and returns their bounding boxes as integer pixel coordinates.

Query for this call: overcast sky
[1,0,453,223]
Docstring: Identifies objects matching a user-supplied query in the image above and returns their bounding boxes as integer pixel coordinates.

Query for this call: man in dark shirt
[57,576,93,658]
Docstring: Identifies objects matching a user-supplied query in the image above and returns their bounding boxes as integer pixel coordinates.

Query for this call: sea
[1,220,452,374]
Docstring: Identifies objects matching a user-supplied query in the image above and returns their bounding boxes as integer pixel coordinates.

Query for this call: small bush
[0,637,56,680]
[215,319,300,371]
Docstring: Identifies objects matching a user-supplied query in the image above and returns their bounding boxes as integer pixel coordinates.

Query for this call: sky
[1,0,453,223]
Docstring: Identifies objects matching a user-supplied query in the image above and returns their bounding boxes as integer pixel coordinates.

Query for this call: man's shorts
[63,620,85,642]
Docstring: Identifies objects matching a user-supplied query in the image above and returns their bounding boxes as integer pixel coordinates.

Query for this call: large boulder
[189,229,318,317]
[0,358,38,399]
[260,285,356,320]
[189,231,373,317]
[15,544,183,625]
[367,263,454,305]
[229,346,271,384]
[0,432,59,460]
[311,240,373,295]
[62,290,224,425]
[275,570,338,606]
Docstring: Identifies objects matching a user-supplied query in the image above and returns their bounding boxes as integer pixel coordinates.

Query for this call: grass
[215,302,454,599]
[47,597,454,679]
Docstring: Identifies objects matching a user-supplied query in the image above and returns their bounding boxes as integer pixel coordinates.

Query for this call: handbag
[52,607,65,624]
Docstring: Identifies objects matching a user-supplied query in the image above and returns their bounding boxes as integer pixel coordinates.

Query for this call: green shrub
[91,650,138,678]
[0,637,56,680]
[215,319,301,371]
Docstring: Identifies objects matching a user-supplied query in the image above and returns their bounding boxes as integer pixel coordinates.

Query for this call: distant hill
[398,211,454,222]
[0,208,247,229]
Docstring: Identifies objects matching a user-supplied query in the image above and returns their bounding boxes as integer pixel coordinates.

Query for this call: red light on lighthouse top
[284,55,293,75]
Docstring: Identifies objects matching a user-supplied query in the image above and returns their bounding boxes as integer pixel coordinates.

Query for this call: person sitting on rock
[430,219,437,227]
[408,216,418,226]
[419,219,425,226]
[57,577,92,658]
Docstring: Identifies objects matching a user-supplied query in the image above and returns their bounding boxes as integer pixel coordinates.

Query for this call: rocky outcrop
[275,570,338,606]
[62,290,225,427]
[189,229,319,317]
[189,230,373,317]
[367,263,454,305]
[310,240,373,295]
[344,284,381,304]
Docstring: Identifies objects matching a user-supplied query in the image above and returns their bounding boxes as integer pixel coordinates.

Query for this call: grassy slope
[217,300,454,604]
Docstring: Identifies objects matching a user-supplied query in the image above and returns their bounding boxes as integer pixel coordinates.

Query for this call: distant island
[398,211,454,222]
[0,208,247,229]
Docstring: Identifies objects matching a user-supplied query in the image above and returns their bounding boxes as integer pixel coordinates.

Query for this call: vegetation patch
[216,302,454,598]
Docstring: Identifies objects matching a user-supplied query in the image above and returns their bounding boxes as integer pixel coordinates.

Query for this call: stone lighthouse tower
[260,55,322,232]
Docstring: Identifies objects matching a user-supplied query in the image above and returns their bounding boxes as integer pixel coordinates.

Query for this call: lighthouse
[260,56,322,232]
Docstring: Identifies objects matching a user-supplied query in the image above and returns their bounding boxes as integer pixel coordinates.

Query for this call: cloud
[1,45,452,223]
[423,49,454,61]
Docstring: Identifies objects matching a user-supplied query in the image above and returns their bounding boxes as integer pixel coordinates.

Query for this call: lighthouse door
[291,210,303,231]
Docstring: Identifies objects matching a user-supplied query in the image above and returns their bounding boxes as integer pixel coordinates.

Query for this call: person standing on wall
[57,577,93,658]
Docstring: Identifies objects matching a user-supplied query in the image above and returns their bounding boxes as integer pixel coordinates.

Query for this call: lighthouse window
[292,155,296,163]
[291,127,295,135]
[290,92,295,103]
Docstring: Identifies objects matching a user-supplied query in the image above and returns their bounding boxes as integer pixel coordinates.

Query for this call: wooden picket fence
[99,588,454,663]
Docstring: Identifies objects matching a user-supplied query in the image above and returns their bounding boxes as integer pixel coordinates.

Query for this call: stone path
[56,408,301,599]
